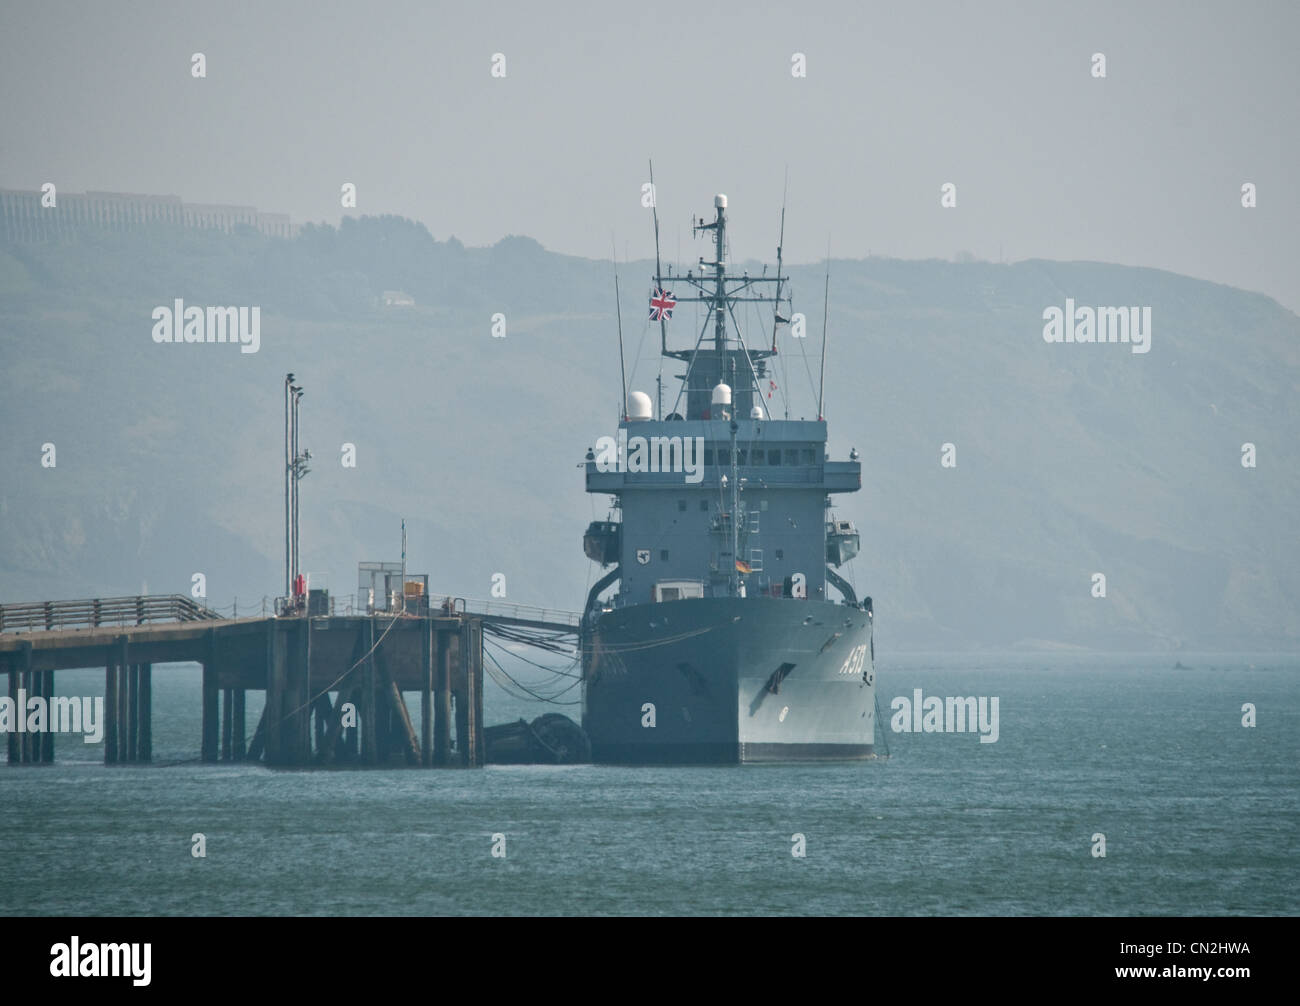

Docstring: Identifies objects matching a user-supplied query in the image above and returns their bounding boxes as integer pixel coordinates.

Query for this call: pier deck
[0,595,490,769]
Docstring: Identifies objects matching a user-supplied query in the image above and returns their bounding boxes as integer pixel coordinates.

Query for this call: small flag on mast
[649,287,676,322]
[735,558,753,574]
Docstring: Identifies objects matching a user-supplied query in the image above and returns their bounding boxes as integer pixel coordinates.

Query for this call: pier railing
[0,594,224,633]
[429,595,582,629]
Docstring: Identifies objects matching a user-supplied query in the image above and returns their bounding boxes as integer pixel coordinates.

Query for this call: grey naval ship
[580,191,875,763]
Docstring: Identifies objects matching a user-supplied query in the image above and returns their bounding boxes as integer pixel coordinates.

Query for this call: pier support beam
[6,665,18,764]
[22,667,37,763]
[361,620,377,766]
[434,626,451,766]
[104,647,119,765]
[230,687,244,761]
[138,664,152,763]
[116,637,129,764]
[377,651,420,765]
[221,688,233,761]
[127,664,139,763]
[201,630,219,764]
[264,619,285,765]
[290,620,311,766]
[457,620,483,767]
[42,667,55,763]
[420,619,433,767]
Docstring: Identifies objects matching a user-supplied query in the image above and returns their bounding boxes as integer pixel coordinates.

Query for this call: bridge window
[718,449,730,465]
[704,449,714,466]
[768,449,781,465]
[802,448,817,464]
[751,449,764,466]
[660,549,669,562]
[736,449,747,464]
[784,449,798,465]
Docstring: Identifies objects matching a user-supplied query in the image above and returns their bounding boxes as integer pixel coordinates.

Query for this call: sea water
[1,653,1295,916]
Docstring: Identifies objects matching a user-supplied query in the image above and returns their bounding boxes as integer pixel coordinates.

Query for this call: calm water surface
[2,654,1295,915]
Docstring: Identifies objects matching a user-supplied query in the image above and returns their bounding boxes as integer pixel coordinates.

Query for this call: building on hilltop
[0,188,297,242]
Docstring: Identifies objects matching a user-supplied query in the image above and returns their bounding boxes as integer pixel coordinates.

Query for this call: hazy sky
[2,0,1297,310]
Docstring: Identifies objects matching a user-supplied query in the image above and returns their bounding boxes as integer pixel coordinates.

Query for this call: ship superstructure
[580,192,874,763]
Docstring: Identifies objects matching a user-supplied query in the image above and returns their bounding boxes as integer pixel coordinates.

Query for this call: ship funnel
[711,383,732,408]
[626,391,653,421]
[714,194,727,209]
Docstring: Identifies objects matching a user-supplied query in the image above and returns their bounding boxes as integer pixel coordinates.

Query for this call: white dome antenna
[626,391,653,421]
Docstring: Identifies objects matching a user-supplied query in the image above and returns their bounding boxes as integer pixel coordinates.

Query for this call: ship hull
[582,596,875,764]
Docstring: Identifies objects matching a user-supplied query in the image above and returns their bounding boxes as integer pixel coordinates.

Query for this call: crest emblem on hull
[636,548,651,565]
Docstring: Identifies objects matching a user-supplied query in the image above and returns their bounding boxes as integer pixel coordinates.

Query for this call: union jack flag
[649,287,676,322]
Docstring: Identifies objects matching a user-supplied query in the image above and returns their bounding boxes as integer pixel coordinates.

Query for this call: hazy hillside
[1,216,1296,652]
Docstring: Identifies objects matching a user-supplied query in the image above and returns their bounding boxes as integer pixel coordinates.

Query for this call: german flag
[735,559,752,574]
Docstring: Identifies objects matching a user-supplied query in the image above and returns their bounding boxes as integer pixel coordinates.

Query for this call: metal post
[285,372,293,597]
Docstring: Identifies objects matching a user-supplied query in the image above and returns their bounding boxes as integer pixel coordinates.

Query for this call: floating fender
[484,713,591,764]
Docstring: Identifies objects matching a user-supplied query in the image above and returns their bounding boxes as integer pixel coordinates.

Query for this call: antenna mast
[613,242,628,420]
[649,160,668,366]
[771,170,787,354]
[817,250,830,421]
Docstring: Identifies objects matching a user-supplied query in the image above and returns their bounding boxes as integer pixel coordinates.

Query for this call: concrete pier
[1,610,488,769]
